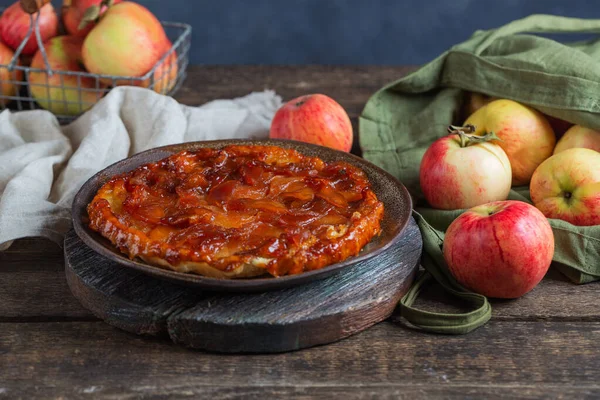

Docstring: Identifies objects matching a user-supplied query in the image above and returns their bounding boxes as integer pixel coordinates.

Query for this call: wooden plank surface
[2,238,599,321]
[0,238,93,321]
[176,65,417,154]
[1,321,600,399]
[1,66,600,399]
[175,66,416,111]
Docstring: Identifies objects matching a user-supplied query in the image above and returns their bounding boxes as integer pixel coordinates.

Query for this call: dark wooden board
[63,217,421,353]
[2,320,600,399]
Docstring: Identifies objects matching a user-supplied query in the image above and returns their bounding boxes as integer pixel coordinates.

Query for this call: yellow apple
[554,125,600,154]
[530,148,600,226]
[82,2,170,86]
[29,36,106,115]
[464,99,556,186]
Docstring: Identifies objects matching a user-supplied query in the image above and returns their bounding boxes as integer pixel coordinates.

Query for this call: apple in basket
[138,44,178,94]
[62,0,123,37]
[82,1,175,91]
[463,99,556,186]
[0,41,24,106]
[29,36,106,116]
[419,125,511,210]
[530,148,600,226]
[443,200,554,299]
[269,94,353,152]
[553,125,600,154]
[0,1,59,56]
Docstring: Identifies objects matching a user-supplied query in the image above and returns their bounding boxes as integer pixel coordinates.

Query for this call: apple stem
[448,124,476,134]
[447,124,502,148]
[295,99,306,107]
[79,0,114,30]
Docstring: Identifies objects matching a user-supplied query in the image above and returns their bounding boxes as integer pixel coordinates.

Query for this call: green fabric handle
[359,14,600,334]
[400,272,491,335]
[400,211,491,335]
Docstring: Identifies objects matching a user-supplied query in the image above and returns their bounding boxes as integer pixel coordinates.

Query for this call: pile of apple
[0,0,177,115]
[420,96,600,299]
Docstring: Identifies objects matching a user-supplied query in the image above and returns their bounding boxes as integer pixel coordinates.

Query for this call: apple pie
[87,145,384,278]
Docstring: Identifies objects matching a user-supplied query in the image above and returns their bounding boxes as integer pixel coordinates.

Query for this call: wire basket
[0,9,191,123]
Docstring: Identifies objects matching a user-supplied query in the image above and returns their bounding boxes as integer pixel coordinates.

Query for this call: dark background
[3,0,600,64]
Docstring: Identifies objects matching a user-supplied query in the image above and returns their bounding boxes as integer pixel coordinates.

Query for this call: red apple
[553,125,600,154]
[82,2,170,85]
[62,0,122,37]
[0,1,59,56]
[444,200,554,299]
[544,114,573,139]
[530,148,600,226]
[419,129,512,210]
[269,94,353,152]
[134,44,178,94]
[29,35,106,115]
[464,99,556,186]
[0,41,24,106]
[150,50,178,94]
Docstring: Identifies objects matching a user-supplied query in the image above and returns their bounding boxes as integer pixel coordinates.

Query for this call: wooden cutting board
[64,217,421,353]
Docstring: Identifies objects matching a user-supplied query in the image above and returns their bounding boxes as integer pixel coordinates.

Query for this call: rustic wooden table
[1,66,599,399]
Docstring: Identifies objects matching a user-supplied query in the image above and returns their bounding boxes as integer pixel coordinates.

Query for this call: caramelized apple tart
[87,145,384,278]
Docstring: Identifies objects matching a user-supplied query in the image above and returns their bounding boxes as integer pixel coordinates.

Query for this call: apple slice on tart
[87,145,385,279]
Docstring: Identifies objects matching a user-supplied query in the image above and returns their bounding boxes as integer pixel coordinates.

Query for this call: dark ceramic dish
[71,139,413,292]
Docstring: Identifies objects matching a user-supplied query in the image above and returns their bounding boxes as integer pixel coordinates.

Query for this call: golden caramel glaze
[87,145,384,278]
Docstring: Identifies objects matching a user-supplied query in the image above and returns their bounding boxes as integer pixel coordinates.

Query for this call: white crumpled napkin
[0,86,282,250]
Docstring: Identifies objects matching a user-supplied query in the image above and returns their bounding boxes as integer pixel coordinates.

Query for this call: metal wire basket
[0,7,191,123]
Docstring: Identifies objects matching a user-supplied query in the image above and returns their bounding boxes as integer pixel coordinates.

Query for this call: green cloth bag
[359,14,600,334]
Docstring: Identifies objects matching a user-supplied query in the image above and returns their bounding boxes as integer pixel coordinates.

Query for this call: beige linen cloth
[0,86,282,251]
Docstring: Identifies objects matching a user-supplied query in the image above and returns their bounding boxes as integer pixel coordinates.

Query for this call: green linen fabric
[360,15,600,334]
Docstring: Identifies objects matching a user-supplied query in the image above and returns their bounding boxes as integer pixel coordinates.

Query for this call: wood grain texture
[174,66,417,154]
[63,219,421,353]
[1,321,600,399]
[0,238,94,321]
[3,384,598,400]
[175,66,416,110]
[3,238,600,321]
